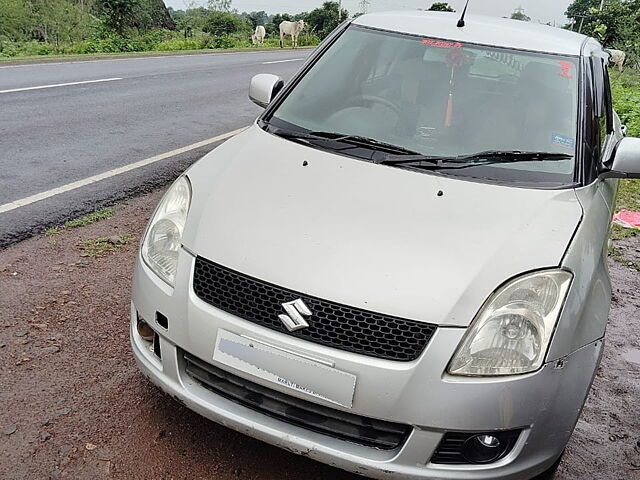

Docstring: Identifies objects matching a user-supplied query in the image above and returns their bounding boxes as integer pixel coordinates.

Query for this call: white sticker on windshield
[552,133,575,149]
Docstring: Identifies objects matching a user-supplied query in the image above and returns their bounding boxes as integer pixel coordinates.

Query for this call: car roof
[352,11,589,56]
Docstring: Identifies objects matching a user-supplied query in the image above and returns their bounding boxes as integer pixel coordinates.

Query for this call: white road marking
[0,77,123,94]
[262,58,304,64]
[0,127,246,215]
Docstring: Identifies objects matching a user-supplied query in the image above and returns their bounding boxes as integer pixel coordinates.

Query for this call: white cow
[251,25,266,45]
[605,48,626,72]
[279,20,304,48]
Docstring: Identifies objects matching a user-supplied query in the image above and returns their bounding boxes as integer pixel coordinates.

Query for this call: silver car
[130,11,640,480]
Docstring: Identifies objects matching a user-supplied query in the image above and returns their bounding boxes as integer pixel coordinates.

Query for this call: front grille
[192,257,437,361]
[183,352,411,450]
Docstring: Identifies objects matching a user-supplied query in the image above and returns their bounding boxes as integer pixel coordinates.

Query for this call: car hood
[182,125,582,327]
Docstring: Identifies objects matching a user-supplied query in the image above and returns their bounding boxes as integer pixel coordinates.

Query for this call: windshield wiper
[308,132,421,155]
[269,128,337,142]
[269,127,421,156]
[379,150,572,169]
[268,127,572,169]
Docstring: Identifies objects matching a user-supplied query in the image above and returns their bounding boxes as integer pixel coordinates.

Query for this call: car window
[591,56,613,152]
[269,26,580,186]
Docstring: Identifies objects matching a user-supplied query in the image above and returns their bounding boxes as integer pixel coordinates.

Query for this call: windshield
[267,26,580,185]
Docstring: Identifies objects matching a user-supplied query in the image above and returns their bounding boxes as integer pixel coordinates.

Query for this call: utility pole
[358,0,370,14]
[600,0,606,11]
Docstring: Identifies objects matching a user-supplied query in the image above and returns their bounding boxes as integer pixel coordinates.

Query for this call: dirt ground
[1,189,639,480]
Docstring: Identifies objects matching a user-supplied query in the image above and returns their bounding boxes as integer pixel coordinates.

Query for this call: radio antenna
[457,0,471,28]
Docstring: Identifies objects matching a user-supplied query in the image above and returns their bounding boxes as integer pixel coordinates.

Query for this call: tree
[565,0,600,23]
[241,10,268,29]
[510,8,531,21]
[167,7,185,24]
[428,2,454,12]
[36,0,93,44]
[202,10,247,36]
[144,0,176,30]
[564,0,640,67]
[94,0,141,34]
[93,0,174,34]
[0,0,32,41]
[208,0,230,11]
[304,1,348,39]
[176,6,208,33]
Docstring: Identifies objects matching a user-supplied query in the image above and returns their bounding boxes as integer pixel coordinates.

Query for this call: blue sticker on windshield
[552,133,575,149]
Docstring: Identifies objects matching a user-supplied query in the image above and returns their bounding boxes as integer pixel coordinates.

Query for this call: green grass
[615,179,640,212]
[610,71,640,138]
[611,70,640,215]
[610,223,640,241]
[609,245,640,271]
[0,43,316,65]
[44,226,62,245]
[42,208,115,241]
[64,208,114,228]
[80,235,132,257]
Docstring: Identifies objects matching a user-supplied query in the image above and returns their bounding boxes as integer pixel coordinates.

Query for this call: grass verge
[64,208,114,229]
[0,45,314,65]
[80,235,132,257]
[615,179,640,212]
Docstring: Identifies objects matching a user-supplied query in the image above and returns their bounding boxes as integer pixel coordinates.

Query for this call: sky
[164,1,574,26]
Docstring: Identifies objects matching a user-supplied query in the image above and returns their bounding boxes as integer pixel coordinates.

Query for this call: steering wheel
[347,94,402,116]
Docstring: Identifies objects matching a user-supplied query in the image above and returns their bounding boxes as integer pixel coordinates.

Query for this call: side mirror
[601,137,640,179]
[249,74,284,108]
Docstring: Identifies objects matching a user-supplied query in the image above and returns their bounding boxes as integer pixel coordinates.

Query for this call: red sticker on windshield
[558,61,573,78]
[422,39,462,49]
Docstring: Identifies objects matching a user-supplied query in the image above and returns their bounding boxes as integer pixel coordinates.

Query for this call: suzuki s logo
[278,299,311,332]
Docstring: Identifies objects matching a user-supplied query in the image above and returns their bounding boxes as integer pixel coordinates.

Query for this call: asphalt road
[0,49,309,247]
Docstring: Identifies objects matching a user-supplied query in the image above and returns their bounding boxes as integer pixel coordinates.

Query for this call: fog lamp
[136,315,154,341]
[463,434,504,463]
[477,435,500,448]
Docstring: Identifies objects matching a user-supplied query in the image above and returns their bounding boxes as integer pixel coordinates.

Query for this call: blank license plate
[213,330,356,408]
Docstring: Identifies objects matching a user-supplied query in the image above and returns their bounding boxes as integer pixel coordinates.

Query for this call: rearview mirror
[249,74,284,108]
[601,137,640,179]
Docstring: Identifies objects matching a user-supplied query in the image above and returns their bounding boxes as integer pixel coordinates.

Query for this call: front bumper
[131,250,603,480]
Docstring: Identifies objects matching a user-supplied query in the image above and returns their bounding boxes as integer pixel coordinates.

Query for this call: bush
[137,29,175,49]
[156,37,205,51]
[207,35,235,49]
[611,71,640,137]
[0,40,54,57]
[72,34,132,53]
[0,21,320,58]
[202,11,249,36]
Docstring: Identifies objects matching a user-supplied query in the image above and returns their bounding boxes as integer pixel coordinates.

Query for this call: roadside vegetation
[40,207,131,256]
[563,1,640,224]
[80,235,131,257]
[64,207,114,228]
[43,207,113,245]
[609,68,640,271]
[0,0,352,58]
[609,70,640,265]
[611,71,640,216]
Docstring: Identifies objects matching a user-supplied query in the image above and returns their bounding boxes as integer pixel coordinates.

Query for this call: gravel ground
[0,189,639,480]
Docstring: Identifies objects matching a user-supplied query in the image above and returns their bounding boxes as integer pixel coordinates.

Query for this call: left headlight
[141,176,192,287]
[448,269,573,376]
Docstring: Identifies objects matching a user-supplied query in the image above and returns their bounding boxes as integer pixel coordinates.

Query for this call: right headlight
[448,269,573,376]
[141,176,192,287]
